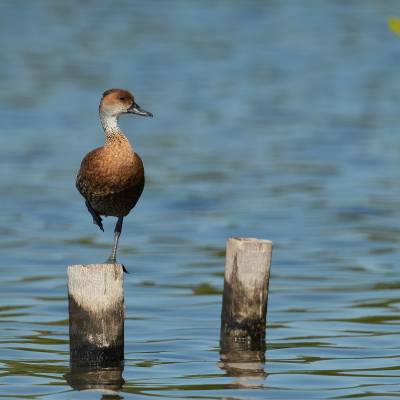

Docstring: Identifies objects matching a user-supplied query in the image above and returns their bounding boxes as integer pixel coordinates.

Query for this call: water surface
[1,1,400,398]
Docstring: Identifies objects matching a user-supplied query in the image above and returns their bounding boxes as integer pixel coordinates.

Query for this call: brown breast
[76,135,145,217]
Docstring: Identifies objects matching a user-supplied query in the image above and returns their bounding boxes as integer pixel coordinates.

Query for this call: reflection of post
[221,237,272,345]
[67,264,124,367]
[65,363,124,392]
[219,338,266,384]
[220,238,272,384]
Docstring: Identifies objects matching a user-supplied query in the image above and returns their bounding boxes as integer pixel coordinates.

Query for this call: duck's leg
[107,216,124,264]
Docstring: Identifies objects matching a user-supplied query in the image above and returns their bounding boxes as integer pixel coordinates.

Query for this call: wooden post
[221,237,272,346]
[67,264,124,367]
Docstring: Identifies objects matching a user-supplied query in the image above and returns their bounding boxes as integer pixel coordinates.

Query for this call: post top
[227,237,273,252]
[231,237,272,244]
[67,263,124,314]
[68,263,124,269]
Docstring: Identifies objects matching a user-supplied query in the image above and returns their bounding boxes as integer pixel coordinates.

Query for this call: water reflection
[219,337,267,388]
[65,362,124,392]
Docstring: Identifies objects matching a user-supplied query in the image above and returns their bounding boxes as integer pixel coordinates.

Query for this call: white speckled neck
[100,112,122,139]
[99,111,135,151]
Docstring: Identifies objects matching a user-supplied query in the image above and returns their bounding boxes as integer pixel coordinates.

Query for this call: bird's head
[99,88,153,118]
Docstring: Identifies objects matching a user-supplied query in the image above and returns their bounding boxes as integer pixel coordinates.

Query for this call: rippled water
[1,1,400,398]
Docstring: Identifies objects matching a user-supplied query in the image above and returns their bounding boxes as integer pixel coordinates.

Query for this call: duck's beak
[127,102,153,117]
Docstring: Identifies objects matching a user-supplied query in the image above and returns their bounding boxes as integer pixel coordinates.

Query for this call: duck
[76,88,153,266]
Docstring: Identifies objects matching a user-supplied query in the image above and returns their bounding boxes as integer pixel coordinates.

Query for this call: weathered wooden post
[67,264,124,367]
[220,238,272,381]
[220,237,272,347]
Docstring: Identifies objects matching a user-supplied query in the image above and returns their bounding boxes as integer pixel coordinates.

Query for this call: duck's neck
[100,113,133,149]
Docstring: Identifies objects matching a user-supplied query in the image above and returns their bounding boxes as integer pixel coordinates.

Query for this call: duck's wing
[76,147,105,231]
[75,147,104,199]
[76,146,145,220]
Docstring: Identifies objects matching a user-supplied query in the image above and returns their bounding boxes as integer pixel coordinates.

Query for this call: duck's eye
[119,96,126,101]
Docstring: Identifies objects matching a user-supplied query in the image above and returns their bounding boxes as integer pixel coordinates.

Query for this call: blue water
[1,0,400,398]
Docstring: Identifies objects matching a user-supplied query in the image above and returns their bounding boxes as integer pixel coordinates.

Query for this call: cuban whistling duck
[76,88,153,266]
